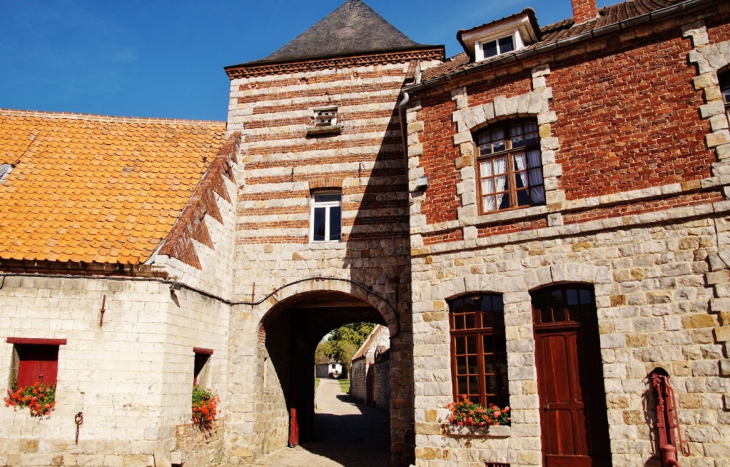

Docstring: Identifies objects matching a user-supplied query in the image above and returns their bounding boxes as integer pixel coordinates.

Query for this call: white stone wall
[0,276,229,467]
[154,173,238,302]
[411,211,730,467]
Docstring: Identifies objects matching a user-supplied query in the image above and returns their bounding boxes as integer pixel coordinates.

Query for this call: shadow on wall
[341,86,414,466]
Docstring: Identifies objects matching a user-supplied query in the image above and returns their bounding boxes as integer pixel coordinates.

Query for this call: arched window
[475,119,545,213]
[449,294,509,407]
[720,69,730,119]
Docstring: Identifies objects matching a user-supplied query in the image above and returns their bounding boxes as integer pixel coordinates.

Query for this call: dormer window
[458,9,540,64]
[479,34,517,60]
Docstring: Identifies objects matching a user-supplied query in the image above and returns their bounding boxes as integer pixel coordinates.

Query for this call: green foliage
[192,386,219,429]
[4,382,56,417]
[314,378,320,391]
[338,378,350,394]
[314,322,376,373]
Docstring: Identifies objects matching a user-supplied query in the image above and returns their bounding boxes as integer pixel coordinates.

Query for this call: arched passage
[259,288,392,456]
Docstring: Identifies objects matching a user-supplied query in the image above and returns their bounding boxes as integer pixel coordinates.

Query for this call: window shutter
[16,345,59,387]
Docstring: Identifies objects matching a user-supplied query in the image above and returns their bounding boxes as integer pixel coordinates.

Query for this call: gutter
[398,92,411,161]
[406,0,720,94]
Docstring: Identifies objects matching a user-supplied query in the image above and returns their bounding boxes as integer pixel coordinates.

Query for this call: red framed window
[449,294,509,407]
[7,338,66,388]
[15,345,59,388]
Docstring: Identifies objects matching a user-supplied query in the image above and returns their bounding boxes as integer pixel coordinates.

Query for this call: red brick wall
[235,65,410,245]
[707,11,730,45]
[415,16,720,238]
[418,93,461,224]
[550,31,713,200]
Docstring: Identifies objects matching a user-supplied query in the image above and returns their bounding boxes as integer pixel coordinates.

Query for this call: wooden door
[532,286,611,467]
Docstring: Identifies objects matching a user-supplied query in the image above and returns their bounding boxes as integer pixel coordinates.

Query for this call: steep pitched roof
[0,109,227,266]
[421,0,691,83]
[238,0,430,66]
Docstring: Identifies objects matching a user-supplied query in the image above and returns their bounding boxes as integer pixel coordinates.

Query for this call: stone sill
[305,242,346,250]
[306,125,341,136]
[442,424,511,438]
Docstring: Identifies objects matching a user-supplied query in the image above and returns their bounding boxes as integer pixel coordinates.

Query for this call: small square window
[310,192,342,243]
[314,108,338,127]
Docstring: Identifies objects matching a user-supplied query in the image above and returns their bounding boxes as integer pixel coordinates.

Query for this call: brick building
[0,0,730,466]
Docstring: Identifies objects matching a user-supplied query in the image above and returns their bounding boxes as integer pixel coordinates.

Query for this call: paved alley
[250,378,391,467]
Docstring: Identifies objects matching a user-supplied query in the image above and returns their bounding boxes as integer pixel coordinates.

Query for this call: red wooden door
[532,286,611,467]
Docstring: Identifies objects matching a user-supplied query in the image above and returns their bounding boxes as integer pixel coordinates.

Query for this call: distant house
[315,357,343,379]
[350,325,390,407]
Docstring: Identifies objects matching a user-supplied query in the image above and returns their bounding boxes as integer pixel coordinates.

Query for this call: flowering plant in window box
[448,395,510,427]
[3,381,56,417]
[192,385,219,429]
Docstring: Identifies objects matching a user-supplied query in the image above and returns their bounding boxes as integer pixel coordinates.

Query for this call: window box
[442,423,511,438]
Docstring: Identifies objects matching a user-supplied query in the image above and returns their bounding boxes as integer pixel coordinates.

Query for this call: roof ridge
[0,108,225,127]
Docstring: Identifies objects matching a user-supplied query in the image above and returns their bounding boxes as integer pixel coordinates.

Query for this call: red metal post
[650,369,690,467]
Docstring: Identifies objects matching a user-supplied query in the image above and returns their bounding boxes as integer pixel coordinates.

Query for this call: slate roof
[236,0,435,67]
[0,109,227,265]
[421,0,691,83]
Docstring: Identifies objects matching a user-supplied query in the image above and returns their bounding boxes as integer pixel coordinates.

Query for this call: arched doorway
[257,288,400,464]
[531,284,612,467]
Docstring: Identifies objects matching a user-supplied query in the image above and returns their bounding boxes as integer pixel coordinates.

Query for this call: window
[310,192,342,242]
[0,163,12,185]
[720,70,730,118]
[531,285,597,326]
[481,35,515,59]
[6,339,65,388]
[449,294,509,407]
[193,348,213,386]
[314,107,338,127]
[476,120,545,213]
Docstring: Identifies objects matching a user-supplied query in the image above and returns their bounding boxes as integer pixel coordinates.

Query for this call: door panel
[532,286,611,467]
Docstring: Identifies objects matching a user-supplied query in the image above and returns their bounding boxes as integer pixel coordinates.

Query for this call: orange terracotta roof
[0,109,227,265]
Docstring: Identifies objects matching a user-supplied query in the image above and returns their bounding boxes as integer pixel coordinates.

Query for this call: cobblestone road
[250,378,391,466]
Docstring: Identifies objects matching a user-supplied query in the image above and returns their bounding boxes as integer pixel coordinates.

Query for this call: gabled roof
[234,0,433,67]
[420,0,692,83]
[353,325,386,361]
[0,109,228,266]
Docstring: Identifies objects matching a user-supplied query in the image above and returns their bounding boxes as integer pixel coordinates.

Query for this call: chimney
[572,0,597,24]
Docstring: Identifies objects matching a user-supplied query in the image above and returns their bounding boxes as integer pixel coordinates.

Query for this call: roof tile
[0,109,227,266]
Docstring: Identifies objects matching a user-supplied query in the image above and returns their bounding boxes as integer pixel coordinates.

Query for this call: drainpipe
[398,92,410,161]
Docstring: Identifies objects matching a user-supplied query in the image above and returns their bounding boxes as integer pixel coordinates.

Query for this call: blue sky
[0,0,614,121]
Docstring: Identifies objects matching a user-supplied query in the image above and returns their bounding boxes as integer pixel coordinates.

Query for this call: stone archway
[235,281,410,465]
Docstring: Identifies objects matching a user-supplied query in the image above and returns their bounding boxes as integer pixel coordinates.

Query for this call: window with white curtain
[476,120,545,213]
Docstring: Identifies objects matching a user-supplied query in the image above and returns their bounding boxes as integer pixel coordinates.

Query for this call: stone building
[350,324,390,406]
[0,0,729,466]
[404,0,730,466]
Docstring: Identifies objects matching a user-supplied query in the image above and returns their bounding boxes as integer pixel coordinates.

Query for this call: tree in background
[315,322,375,376]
